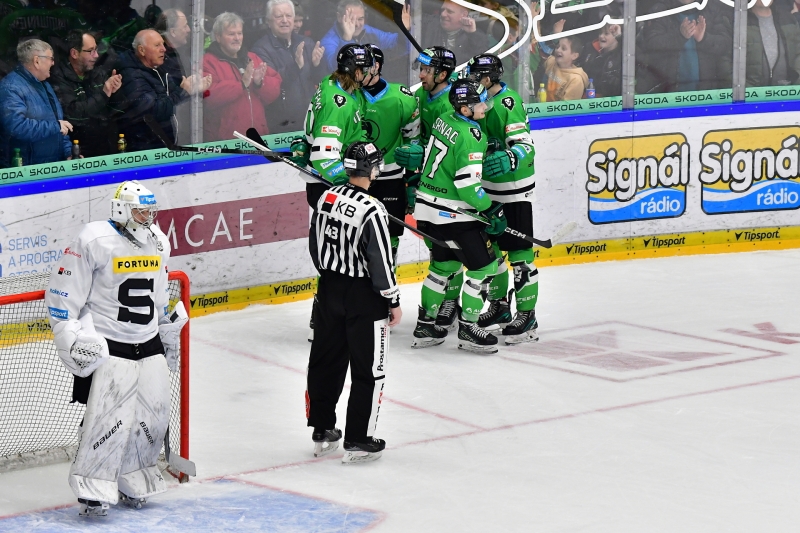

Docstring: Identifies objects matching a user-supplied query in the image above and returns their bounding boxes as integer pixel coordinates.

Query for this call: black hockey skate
[412,306,448,348]
[434,299,460,331]
[312,427,342,457]
[78,498,109,517]
[457,318,499,354]
[308,294,318,343]
[478,298,512,330]
[502,310,539,345]
[118,491,146,510]
[342,437,385,464]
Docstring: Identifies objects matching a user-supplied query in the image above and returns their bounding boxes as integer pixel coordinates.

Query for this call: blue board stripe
[528,99,800,130]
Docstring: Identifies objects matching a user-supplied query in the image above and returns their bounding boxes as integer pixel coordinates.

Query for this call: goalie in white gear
[45,180,188,517]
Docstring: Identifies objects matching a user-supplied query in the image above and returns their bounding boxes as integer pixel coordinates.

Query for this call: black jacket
[250,31,324,134]
[583,41,623,98]
[49,61,117,157]
[110,50,188,151]
[421,25,489,67]
[640,0,733,93]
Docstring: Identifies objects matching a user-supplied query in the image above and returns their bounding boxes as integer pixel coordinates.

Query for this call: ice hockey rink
[1,248,800,532]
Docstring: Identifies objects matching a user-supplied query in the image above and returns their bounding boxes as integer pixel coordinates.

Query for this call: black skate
[457,318,499,354]
[502,310,539,345]
[435,299,460,331]
[78,498,109,517]
[342,437,385,464]
[308,294,318,342]
[412,306,447,348]
[312,427,342,457]
[478,298,512,330]
[118,491,146,510]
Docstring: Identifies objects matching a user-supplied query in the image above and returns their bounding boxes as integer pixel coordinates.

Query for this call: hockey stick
[233,129,463,252]
[144,115,274,157]
[455,207,577,249]
[391,0,424,53]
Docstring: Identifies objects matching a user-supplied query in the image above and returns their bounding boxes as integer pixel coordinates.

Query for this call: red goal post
[0,270,191,480]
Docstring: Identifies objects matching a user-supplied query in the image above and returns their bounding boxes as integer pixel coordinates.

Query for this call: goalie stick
[163,427,196,478]
[232,129,464,253]
[455,207,577,249]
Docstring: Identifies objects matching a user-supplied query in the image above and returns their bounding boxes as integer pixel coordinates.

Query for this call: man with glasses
[51,31,123,157]
[0,38,73,167]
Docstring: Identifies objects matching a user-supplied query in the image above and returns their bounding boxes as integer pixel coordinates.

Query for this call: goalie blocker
[45,181,191,515]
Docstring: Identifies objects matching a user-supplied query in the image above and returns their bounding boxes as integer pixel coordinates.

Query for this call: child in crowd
[535,35,588,101]
[582,24,622,97]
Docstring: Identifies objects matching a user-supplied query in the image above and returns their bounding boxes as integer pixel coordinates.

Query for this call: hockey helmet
[466,54,504,84]
[449,78,489,112]
[110,180,158,244]
[416,46,457,78]
[336,43,374,76]
[365,43,384,75]
[343,142,384,180]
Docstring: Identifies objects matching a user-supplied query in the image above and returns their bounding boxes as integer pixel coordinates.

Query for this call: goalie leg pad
[118,355,171,499]
[69,356,140,504]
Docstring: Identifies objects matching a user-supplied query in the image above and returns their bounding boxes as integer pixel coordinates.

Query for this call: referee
[306,141,402,464]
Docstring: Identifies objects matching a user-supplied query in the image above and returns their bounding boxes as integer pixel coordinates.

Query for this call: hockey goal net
[0,270,190,479]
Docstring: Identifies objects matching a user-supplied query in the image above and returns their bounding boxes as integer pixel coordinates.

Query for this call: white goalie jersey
[45,220,171,344]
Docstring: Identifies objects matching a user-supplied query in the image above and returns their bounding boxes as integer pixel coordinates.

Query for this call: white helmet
[110,180,158,244]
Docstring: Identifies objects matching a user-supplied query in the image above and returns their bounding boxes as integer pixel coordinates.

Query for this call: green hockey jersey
[415,112,492,225]
[304,76,366,184]
[361,81,420,179]
[477,83,537,203]
[415,83,452,146]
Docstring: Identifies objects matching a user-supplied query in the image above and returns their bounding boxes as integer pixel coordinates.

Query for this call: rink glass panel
[0,271,189,472]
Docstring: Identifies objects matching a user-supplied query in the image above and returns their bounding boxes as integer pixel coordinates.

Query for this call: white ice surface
[2,249,800,532]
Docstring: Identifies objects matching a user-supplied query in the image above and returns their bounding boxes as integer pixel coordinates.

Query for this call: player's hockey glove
[486,137,503,155]
[52,314,110,378]
[394,143,424,170]
[288,137,311,167]
[480,201,507,237]
[484,149,519,179]
[159,301,189,372]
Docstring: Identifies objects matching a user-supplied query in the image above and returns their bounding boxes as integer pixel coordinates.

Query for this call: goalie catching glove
[52,314,109,378]
[483,148,519,179]
[289,137,311,167]
[159,301,189,372]
[394,143,424,170]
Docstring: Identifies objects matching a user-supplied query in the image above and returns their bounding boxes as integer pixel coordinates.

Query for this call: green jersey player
[394,46,466,331]
[467,54,539,345]
[411,78,508,354]
[360,44,420,263]
[304,43,373,342]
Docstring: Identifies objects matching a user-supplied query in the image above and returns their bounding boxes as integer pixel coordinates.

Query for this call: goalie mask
[110,180,158,244]
[344,142,384,181]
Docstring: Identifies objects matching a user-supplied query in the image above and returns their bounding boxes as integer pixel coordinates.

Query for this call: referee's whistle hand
[389,306,403,327]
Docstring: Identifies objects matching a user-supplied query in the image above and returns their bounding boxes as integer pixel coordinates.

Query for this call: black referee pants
[307,271,390,442]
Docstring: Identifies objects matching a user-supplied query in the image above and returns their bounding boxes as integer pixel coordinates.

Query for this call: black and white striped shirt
[310,184,400,307]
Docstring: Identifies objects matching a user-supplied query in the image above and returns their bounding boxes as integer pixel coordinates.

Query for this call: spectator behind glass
[582,24,622,98]
[203,12,282,141]
[251,0,325,134]
[294,3,306,35]
[422,1,490,66]
[747,0,800,87]
[319,0,411,72]
[641,0,733,93]
[156,9,192,80]
[50,31,122,157]
[0,39,73,168]
[534,36,588,101]
[112,29,210,152]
